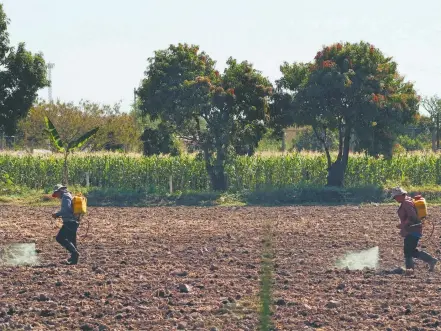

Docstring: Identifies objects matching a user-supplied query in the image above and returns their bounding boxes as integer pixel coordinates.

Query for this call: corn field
[1,152,441,192]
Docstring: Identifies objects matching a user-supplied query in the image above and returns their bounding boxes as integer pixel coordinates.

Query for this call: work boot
[65,242,79,265]
[416,251,438,271]
[67,255,77,263]
[405,256,414,270]
[429,258,438,272]
[68,251,79,265]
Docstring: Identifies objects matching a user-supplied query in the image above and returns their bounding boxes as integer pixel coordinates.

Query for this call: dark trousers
[404,235,420,258]
[403,234,434,269]
[56,222,79,255]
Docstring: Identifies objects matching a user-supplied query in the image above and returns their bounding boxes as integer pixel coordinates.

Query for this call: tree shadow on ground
[85,185,393,208]
[86,188,222,207]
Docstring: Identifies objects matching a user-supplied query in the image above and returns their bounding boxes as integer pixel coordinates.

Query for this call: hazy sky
[2,0,440,114]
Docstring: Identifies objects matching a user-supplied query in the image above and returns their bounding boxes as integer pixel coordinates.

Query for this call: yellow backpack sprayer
[409,195,435,241]
[73,192,87,216]
[72,192,90,238]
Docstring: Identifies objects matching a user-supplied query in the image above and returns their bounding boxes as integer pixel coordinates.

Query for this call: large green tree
[272,41,419,186]
[137,43,272,190]
[0,4,48,134]
[422,95,441,149]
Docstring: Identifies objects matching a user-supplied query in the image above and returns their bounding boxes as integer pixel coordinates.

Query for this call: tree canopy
[137,43,273,190]
[0,4,48,135]
[272,41,420,186]
[422,95,441,149]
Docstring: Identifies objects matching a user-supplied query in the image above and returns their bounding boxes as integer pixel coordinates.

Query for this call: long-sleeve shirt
[55,192,77,223]
[397,196,422,238]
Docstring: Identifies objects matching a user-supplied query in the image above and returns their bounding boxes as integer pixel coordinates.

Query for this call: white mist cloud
[0,243,39,266]
[335,246,379,270]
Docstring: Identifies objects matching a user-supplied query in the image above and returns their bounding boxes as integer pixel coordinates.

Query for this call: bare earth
[1,205,441,331]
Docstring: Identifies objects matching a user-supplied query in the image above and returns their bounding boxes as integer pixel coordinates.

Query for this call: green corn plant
[5,151,441,191]
[44,116,99,185]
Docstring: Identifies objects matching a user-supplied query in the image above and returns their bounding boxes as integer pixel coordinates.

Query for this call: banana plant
[44,116,99,184]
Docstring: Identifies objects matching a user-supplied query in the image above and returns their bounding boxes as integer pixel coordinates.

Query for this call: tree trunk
[213,145,228,191]
[202,146,228,191]
[281,129,286,152]
[63,152,69,185]
[326,160,345,187]
[194,115,228,191]
[326,125,351,187]
[207,165,228,191]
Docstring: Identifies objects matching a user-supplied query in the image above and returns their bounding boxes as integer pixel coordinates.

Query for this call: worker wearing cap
[391,187,437,272]
[51,184,79,265]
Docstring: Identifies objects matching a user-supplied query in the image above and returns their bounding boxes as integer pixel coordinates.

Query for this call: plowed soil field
[1,205,441,330]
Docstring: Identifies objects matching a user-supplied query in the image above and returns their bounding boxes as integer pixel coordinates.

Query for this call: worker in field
[51,184,80,265]
[391,187,437,272]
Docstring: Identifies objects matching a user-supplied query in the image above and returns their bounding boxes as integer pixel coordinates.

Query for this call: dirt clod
[80,324,94,331]
[325,300,340,309]
[179,284,191,293]
[177,321,187,329]
[275,298,287,306]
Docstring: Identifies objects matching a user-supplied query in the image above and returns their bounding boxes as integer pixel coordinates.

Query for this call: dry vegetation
[1,205,441,330]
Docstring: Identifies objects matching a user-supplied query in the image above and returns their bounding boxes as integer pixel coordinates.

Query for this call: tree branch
[337,118,343,160]
[422,97,441,119]
[194,115,202,139]
[342,124,351,167]
[192,114,213,171]
[313,125,332,169]
[177,135,197,143]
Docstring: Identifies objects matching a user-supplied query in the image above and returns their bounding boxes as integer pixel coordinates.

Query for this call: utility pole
[47,62,55,103]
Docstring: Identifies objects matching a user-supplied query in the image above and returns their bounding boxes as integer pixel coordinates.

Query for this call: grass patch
[0,196,14,203]
[0,187,58,206]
